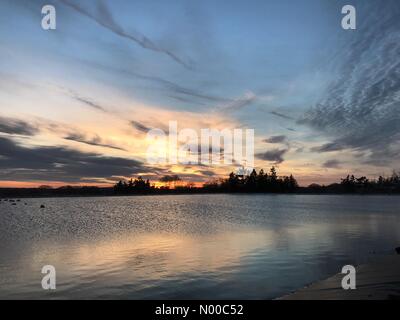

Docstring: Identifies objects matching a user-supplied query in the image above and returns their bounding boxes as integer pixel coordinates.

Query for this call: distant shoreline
[2,168,400,198]
[2,187,400,199]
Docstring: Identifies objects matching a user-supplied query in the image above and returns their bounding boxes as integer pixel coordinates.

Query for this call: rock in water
[40,205,45,209]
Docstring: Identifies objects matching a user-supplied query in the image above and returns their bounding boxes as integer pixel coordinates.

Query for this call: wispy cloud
[269,111,294,120]
[72,95,108,112]
[300,0,400,166]
[216,91,256,112]
[83,59,230,105]
[59,0,191,69]
[311,141,345,153]
[130,120,151,133]
[113,65,230,104]
[64,133,126,151]
[61,87,109,112]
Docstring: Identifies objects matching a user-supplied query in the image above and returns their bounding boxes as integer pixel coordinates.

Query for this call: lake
[0,194,399,299]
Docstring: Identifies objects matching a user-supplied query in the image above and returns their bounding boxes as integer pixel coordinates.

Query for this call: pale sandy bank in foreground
[280,255,400,300]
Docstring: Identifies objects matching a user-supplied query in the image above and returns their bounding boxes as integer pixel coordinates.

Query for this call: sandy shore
[280,255,400,300]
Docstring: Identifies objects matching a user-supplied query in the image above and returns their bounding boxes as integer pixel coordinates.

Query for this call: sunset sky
[0,0,399,187]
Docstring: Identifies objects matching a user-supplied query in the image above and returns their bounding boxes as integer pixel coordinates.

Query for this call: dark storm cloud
[263,135,287,144]
[0,116,38,136]
[322,159,342,169]
[64,133,126,151]
[59,0,191,69]
[256,149,288,164]
[299,0,400,166]
[0,136,144,182]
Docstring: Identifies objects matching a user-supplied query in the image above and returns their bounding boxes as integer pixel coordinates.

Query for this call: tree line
[112,167,299,194]
[114,176,152,194]
[2,169,400,198]
[338,172,400,193]
[112,169,400,195]
[203,167,299,193]
[304,171,400,194]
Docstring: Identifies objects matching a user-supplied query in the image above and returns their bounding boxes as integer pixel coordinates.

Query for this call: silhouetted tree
[114,176,152,194]
[215,167,299,193]
[338,171,400,194]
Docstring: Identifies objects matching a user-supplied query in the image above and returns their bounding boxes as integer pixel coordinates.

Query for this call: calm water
[0,194,399,299]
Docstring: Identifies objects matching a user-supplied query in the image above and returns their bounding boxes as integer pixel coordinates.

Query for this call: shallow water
[0,194,399,299]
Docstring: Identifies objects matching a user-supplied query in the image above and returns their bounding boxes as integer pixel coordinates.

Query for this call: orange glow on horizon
[0,180,113,188]
[0,180,206,189]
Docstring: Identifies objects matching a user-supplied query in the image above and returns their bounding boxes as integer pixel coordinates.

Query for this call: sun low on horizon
[2,0,400,306]
[1,0,399,189]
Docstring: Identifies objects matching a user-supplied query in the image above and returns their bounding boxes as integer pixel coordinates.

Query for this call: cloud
[116,66,231,104]
[311,141,346,153]
[84,58,233,106]
[256,149,288,164]
[81,58,232,106]
[159,175,181,182]
[0,116,38,136]
[64,133,126,151]
[167,95,206,106]
[65,89,108,112]
[59,0,191,69]
[197,169,216,177]
[300,0,400,166]
[322,159,342,169]
[130,120,151,133]
[217,92,256,112]
[269,111,294,120]
[0,136,145,182]
[263,135,287,144]
[73,96,107,112]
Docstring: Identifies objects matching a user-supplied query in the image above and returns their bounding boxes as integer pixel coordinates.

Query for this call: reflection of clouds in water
[1,194,400,298]
[34,230,275,280]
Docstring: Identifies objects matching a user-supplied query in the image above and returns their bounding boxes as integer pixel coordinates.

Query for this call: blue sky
[0,0,399,186]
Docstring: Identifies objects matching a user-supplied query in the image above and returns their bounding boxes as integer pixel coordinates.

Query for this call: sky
[0,0,399,187]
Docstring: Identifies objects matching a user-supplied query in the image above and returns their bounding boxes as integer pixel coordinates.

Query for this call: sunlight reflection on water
[0,194,399,299]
